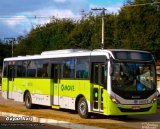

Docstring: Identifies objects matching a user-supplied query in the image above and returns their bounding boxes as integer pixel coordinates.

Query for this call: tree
[15,0,160,58]
[115,0,160,53]
[0,40,11,67]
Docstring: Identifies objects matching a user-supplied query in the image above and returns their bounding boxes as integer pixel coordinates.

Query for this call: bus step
[52,105,60,109]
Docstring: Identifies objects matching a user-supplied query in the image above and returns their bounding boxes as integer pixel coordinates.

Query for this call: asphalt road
[0,116,68,129]
[0,91,160,129]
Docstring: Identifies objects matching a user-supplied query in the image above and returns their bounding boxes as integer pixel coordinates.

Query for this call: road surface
[0,116,68,129]
[0,91,160,129]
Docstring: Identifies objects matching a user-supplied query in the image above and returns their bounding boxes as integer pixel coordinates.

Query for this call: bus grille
[118,107,151,112]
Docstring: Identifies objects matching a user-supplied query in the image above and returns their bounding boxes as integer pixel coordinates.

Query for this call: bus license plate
[132,106,140,110]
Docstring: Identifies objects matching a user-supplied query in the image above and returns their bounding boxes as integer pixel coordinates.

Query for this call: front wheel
[25,92,33,109]
[78,97,89,118]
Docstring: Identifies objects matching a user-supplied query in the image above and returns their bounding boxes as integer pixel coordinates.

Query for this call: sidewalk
[0,112,105,129]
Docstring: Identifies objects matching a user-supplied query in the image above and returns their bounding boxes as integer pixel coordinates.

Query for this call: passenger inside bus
[136,80,145,91]
[136,66,146,91]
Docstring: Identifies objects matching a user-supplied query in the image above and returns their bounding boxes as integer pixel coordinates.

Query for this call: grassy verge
[0,104,136,129]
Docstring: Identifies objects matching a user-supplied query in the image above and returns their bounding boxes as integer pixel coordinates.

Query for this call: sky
[0,0,125,39]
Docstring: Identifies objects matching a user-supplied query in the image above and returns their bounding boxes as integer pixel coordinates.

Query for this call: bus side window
[92,63,107,87]
[103,64,108,87]
[16,61,27,77]
[27,69,36,77]
[8,65,16,80]
[101,64,105,86]
[51,64,54,79]
[37,60,49,78]
[91,63,99,84]
[63,58,75,78]
[51,64,61,83]
[76,58,89,79]
[54,65,59,83]
[8,66,12,79]
[94,64,99,84]
[3,62,8,77]
[27,60,37,77]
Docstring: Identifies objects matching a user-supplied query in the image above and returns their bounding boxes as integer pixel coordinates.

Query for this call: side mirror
[109,57,114,76]
[157,90,160,97]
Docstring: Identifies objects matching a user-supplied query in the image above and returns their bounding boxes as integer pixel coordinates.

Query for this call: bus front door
[7,65,15,99]
[92,63,105,112]
[51,64,61,106]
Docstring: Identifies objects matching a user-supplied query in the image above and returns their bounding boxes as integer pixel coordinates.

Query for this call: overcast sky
[0,0,125,39]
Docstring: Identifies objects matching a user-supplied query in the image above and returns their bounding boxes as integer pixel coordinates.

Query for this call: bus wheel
[25,92,33,109]
[78,97,89,118]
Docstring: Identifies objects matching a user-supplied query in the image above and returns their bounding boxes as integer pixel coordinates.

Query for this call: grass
[0,104,137,129]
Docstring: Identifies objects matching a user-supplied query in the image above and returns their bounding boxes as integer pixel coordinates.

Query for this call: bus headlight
[151,97,157,104]
[110,96,120,104]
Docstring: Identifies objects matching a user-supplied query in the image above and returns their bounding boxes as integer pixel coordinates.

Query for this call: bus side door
[51,64,61,106]
[7,65,16,99]
[92,63,106,112]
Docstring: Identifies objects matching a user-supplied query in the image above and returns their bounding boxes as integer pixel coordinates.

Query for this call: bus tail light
[110,96,120,104]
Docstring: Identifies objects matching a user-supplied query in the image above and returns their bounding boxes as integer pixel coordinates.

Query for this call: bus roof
[3,49,152,61]
[4,49,108,61]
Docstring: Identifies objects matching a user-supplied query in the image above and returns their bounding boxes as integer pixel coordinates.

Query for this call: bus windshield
[111,62,156,99]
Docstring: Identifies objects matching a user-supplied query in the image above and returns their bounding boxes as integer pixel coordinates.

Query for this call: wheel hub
[79,101,86,115]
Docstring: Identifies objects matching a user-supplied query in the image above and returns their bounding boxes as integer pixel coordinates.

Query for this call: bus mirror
[109,56,114,76]
[157,90,160,97]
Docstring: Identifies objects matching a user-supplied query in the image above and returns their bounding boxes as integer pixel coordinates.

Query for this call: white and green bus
[2,49,157,118]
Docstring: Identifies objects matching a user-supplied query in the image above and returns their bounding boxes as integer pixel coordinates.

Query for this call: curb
[0,112,105,129]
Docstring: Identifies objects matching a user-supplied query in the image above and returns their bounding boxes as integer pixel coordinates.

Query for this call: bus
[1,49,157,118]
[156,60,160,105]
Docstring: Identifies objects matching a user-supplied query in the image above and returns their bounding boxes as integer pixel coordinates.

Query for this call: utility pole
[91,8,107,49]
[4,38,16,57]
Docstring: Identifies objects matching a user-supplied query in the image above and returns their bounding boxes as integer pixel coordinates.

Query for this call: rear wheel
[25,92,33,109]
[78,97,89,118]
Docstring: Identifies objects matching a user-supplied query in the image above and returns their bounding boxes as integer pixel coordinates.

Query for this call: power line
[0,2,160,20]
[0,15,54,20]
[123,1,160,7]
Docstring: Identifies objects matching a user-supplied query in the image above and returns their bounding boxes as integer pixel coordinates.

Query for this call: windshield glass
[111,62,156,94]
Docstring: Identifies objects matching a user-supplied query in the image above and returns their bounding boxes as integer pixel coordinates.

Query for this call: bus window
[63,58,75,78]
[51,64,61,83]
[8,65,16,80]
[94,64,99,84]
[75,58,89,79]
[3,62,8,77]
[100,64,106,86]
[36,60,49,78]
[27,60,37,77]
[16,61,27,77]
[27,69,36,77]
[92,63,106,86]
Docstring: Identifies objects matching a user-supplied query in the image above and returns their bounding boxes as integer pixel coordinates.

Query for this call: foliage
[0,40,11,66]
[116,0,160,54]
[1,0,160,66]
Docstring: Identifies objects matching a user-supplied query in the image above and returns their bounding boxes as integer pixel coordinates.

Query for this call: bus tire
[25,92,33,109]
[78,97,89,119]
